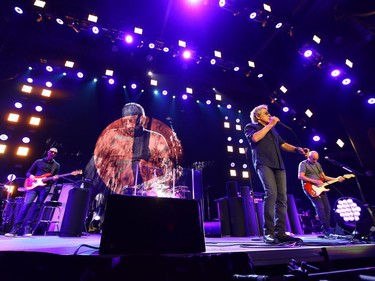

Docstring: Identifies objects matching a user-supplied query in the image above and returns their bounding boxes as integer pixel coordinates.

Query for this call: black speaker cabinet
[99,195,206,255]
[59,187,90,237]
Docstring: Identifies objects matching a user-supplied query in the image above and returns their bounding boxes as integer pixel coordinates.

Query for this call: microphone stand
[327,158,375,240]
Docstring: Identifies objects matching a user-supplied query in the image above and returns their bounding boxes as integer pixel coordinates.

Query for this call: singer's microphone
[278,121,292,131]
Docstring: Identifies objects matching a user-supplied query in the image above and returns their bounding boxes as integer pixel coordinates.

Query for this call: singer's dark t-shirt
[244,123,286,170]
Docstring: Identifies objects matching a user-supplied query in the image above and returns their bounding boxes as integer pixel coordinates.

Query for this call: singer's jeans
[304,190,331,230]
[256,165,288,235]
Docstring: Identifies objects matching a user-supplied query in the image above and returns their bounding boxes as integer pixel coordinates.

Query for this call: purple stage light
[182,50,192,59]
[331,69,340,77]
[313,135,320,142]
[342,78,351,85]
[303,50,312,58]
[124,35,133,44]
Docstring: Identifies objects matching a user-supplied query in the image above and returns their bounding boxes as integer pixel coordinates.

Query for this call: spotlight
[334,197,372,237]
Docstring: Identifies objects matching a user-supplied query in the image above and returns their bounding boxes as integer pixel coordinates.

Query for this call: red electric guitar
[23,170,83,191]
[303,173,355,197]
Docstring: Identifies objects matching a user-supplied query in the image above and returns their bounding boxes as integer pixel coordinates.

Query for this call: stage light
[368,98,375,104]
[134,27,143,35]
[0,144,6,154]
[331,69,341,77]
[345,59,353,68]
[313,135,320,142]
[124,35,133,44]
[280,85,288,93]
[235,124,241,131]
[35,106,43,112]
[22,137,30,144]
[65,61,74,68]
[313,35,321,44]
[16,146,29,156]
[275,22,283,29]
[182,94,188,100]
[210,59,216,65]
[303,49,313,58]
[15,102,22,109]
[249,12,257,19]
[305,109,313,118]
[227,104,232,109]
[105,69,114,76]
[342,78,351,85]
[92,26,99,34]
[182,50,192,59]
[214,50,222,58]
[334,197,366,235]
[46,81,52,87]
[34,0,46,8]
[77,72,84,78]
[8,113,19,122]
[336,139,344,148]
[29,117,41,126]
[41,89,51,97]
[108,78,115,85]
[224,121,230,128]
[227,146,233,152]
[14,7,23,14]
[248,60,255,68]
[27,78,33,83]
[22,85,32,93]
[0,134,8,141]
[56,18,64,25]
[87,14,98,23]
[150,79,157,86]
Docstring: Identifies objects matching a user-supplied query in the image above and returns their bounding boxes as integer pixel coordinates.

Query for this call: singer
[244,104,308,244]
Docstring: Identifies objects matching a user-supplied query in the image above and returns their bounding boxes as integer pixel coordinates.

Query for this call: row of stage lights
[11,1,375,106]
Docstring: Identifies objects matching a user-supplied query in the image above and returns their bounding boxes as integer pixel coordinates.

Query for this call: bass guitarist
[298,150,345,237]
[5,147,60,237]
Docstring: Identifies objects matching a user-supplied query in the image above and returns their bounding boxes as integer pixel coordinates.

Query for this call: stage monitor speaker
[99,195,206,255]
[59,187,89,237]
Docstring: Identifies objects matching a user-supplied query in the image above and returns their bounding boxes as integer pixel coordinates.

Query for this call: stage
[1,232,375,281]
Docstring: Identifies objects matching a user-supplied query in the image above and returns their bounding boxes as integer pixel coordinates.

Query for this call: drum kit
[0,174,26,232]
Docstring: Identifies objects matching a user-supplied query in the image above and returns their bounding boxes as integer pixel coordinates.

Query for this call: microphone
[324,156,340,165]
[278,121,292,131]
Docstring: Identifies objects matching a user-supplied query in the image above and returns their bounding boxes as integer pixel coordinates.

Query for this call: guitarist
[298,150,345,237]
[5,147,60,237]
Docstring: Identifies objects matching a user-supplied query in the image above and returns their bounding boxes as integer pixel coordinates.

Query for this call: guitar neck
[43,172,71,182]
[323,178,339,187]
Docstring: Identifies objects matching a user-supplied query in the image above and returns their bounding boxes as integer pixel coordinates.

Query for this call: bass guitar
[303,173,355,197]
[23,170,83,191]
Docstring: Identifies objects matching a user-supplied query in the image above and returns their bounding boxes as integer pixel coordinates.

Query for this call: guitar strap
[307,161,323,180]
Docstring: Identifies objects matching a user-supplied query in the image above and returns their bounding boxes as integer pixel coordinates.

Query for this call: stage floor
[1,233,375,280]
